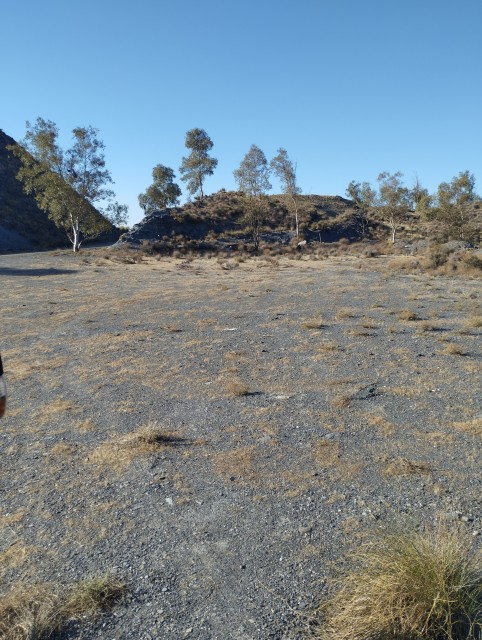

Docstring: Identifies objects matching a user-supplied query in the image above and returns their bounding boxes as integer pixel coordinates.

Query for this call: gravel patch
[1,250,480,639]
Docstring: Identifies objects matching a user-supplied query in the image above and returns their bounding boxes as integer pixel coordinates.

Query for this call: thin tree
[138,164,181,215]
[233,144,272,251]
[179,128,217,201]
[270,148,301,237]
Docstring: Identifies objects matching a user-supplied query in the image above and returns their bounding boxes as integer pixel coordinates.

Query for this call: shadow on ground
[0,267,78,277]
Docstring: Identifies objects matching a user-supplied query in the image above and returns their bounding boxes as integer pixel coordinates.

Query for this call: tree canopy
[233,144,272,197]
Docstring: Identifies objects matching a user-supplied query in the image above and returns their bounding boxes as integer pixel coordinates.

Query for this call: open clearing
[0,250,481,639]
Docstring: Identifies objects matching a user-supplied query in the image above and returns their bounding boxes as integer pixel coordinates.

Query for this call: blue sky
[2,0,481,226]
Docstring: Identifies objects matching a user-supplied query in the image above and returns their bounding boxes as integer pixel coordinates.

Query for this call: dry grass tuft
[0,576,125,640]
[0,583,61,640]
[467,315,482,328]
[316,341,339,353]
[442,343,467,356]
[302,318,327,330]
[418,320,441,333]
[452,418,482,438]
[331,394,351,408]
[383,457,432,476]
[318,523,482,640]
[225,379,252,397]
[89,423,185,471]
[62,575,126,616]
[397,309,421,321]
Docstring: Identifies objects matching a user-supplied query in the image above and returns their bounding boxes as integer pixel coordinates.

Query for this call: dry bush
[318,523,482,640]
[0,576,125,640]
[461,252,482,272]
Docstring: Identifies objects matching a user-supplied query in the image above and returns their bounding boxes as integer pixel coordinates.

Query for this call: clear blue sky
[2,0,481,226]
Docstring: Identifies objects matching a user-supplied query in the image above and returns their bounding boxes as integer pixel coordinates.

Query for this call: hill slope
[0,129,118,252]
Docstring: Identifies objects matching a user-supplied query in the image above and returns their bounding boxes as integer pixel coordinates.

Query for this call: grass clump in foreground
[0,575,125,639]
[317,523,482,640]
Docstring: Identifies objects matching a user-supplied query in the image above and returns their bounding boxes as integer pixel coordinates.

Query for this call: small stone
[298,525,313,534]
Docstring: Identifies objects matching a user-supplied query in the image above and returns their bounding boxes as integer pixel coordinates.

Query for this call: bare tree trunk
[290,194,299,238]
[389,217,396,244]
[71,217,81,251]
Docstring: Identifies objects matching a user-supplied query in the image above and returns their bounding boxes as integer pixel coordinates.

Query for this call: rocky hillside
[116,190,377,251]
[0,130,118,253]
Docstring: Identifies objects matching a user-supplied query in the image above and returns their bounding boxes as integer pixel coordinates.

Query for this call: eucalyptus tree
[270,148,301,237]
[138,164,181,215]
[179,128,217,201]
[233,144,272,251]
[432,171,479,242]
[345,180,376,208]
[377,171,410,244]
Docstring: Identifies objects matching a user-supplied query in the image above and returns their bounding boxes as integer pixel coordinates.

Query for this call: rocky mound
[115,191,368,250]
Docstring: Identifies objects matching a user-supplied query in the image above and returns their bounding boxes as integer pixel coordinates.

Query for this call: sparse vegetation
[1,248,481,640]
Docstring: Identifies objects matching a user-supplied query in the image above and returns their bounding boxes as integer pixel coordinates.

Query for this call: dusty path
[1,250,481,639]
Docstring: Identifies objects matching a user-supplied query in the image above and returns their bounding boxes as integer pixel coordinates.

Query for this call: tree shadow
[0,267,78,277]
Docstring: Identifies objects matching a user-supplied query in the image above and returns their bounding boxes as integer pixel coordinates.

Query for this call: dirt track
[1,249,481,639]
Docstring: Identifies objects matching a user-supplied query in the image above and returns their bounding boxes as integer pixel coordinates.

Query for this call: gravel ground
[1,250,481,639]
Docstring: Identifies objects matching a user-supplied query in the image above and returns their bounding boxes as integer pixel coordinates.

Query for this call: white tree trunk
[71,218,81,251]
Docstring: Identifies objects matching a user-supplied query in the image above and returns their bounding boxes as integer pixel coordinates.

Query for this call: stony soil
[1,250,481,639]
